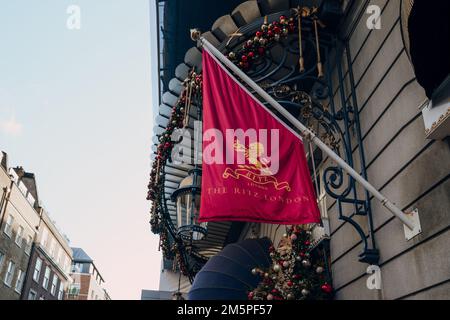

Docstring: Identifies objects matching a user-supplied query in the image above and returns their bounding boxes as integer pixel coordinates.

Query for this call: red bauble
[248,292,254,300]
[305,241,311,246]
[321,283,333,294]
[273,26,281,34]
[271,289,278,294]
[280,15,286,21]
[267,30,274,37]
[241,55,248,62]
[287,281,293,287]
[248,51,255,59]
[256,31,263,38]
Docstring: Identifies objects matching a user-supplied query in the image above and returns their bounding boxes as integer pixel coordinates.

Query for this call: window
[14,270,25,294]
[15,226,24,247]
[57,282,64,300]
[72,262,83,273]
[25,235,33,255]
[4,261,16,287]
[28,290,37,300]
[50,275,58,296]
[55,246,61,264]
[0,251,4,270]
[40,228,48,247]
[4,214,14,237]
[18,181,27,196]
[9,168,19,182]
[26,193,35,207]
[68,283,80,296]
[49,238,55,257]
[33,258,42,282]
[63,256,69,273]
[42,267,51,290]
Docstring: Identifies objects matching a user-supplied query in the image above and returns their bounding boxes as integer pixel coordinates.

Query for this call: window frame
[14,269,25,294]
[3,260,16,287]
[50,275,58,296]
[4,214,14,238]
[57,282,64,300]
[68,283,80,296]
[15,225,24,247]
[0,251,5,270]
[28,289,37,300]
[49,237,55,257]
[33,257,42,283]
[25,235,33,255]
[42,266,51,290]
[40,227,48,247]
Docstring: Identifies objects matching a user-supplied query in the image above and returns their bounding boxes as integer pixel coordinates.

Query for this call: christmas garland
[249,226,333,300]
[227,14,297,70]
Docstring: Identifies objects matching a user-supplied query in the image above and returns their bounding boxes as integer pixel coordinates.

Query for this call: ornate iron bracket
[322,40,379,265]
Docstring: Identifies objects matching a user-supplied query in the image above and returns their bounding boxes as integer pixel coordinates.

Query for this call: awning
[188,238,272,300]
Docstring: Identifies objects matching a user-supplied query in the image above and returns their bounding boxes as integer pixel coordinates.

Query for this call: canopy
[188,238,272,300]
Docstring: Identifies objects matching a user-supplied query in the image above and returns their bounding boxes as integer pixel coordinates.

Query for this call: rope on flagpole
[197,34,416,231]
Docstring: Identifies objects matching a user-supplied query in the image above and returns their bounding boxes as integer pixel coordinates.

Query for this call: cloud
[1,115,23,136]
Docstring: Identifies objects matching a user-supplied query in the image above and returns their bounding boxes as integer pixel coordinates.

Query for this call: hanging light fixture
[171,168,207,242]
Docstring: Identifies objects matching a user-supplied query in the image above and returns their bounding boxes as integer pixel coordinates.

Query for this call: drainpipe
[0,179,14,231]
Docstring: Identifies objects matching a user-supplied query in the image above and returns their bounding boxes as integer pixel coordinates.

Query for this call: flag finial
[190,28,202,41]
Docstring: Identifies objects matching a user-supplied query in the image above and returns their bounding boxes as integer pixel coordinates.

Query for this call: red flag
[199,48,321,225]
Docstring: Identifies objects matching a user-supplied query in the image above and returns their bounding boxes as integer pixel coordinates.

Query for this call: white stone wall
[326,0,449,300]
[257,0,450,300]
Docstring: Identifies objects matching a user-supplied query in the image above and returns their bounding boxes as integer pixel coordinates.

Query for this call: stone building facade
[0,155,40,300]
[0,152,75,300]
[21,209,73,300]
[238,0,450,300]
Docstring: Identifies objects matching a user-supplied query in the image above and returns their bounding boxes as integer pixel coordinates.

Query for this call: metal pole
[200,36,415,231]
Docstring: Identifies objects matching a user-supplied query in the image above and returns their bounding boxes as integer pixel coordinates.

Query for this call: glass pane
[186,194,192,226]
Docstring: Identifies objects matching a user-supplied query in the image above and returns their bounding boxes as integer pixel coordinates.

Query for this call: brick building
[66,247,110,300]
[21,208,73,300]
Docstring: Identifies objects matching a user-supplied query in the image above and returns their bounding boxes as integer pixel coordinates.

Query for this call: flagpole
[198,35,416,231]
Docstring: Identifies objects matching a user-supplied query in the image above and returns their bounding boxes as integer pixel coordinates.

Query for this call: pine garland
[249,226,333,300]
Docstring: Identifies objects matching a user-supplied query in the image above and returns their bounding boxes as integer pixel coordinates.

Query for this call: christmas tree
[248,226,333,300]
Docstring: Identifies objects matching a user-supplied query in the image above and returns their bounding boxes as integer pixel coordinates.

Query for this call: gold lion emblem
[222,139,291,192]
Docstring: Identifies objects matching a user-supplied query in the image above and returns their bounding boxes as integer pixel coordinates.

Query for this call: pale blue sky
[0,0,161,299]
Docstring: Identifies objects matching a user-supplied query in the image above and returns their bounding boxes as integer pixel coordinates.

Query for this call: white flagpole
[199,35,416,231]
